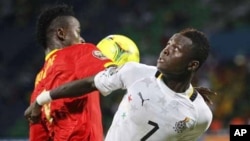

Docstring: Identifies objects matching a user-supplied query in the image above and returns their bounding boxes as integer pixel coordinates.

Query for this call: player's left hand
[24,101,42,123]
[194,87,217,105]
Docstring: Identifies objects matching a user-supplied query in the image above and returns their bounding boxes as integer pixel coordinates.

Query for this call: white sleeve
[94,62,157,96]
[94,66,124,96]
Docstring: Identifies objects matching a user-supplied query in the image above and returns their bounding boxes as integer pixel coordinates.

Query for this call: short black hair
[36,4,75,48]
[180,28,210,69]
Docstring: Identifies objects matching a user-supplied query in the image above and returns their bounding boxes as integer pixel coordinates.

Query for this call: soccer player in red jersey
[28,4,111,141]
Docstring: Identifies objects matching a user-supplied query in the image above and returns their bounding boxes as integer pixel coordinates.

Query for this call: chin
[156,63,161,69]
[157,62,165,69]
[156,65,163,73]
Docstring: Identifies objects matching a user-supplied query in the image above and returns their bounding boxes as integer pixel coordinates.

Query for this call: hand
[24,101,42,123]
[194,87,217,105]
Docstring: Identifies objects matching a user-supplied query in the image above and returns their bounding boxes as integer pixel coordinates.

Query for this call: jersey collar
[155,71,197,102]
[45,49,59,61]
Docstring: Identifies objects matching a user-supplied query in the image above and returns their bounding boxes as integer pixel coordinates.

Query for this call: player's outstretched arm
[24,76,97,123]
[50,76,96,99]
[37,76,97,105]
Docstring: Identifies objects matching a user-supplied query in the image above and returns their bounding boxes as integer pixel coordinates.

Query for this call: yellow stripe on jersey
[157,73,163,79]
[45,49,59,61]
[187,87,194,99]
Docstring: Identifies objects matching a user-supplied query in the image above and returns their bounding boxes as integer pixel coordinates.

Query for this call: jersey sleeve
[94,66,123,96]
[94,62,155,96]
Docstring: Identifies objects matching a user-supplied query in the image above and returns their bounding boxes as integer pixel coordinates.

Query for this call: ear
[56,28,66,41]
[187,60,199,71]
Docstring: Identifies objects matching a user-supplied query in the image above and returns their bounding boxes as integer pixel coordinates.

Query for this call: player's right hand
[24,101,42,124]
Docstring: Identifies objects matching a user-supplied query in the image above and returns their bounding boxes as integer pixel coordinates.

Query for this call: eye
[165,42,171,48]
[173,45,179,51]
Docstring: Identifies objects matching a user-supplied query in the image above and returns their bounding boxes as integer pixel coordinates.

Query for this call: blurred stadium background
[0,0,250,140]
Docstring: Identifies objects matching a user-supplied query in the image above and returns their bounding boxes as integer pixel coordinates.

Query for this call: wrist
[36,91,52,105]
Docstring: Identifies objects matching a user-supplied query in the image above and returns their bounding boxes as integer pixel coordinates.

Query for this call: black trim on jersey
[155,71,161,78]
[190,90,197,102]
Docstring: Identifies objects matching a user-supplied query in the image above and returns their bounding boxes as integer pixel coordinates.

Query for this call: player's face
[64,17,85,46]
[157,33,193,75]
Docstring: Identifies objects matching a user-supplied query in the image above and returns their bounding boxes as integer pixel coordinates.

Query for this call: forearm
[50,76,96,99]
[36,76,97,105]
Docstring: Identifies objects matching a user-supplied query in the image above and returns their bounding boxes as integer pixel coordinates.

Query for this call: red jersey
[29,43,111,141]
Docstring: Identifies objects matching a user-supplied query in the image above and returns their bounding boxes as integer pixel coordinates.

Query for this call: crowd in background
[0,0,250,138]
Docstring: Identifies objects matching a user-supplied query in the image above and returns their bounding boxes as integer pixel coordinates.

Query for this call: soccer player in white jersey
[25,28,213,141]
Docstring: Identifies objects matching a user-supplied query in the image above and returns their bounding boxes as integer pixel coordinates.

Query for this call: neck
[161,72,193,93]
[45,48,52,55]
[45,43,64,55]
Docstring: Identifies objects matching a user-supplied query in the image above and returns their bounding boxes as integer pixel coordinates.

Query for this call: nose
[163,46,169,55]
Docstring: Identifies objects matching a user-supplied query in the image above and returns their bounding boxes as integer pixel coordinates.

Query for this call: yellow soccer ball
[97,34,140,66]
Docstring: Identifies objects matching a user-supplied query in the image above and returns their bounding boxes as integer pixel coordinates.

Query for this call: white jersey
[94,62,212,141]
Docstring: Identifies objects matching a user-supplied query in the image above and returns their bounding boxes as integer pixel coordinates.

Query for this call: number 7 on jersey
[141,120,159,141]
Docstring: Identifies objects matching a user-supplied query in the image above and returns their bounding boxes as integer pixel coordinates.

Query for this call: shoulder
[118,62,157,81]
[195,93,213,118]
[60,43,108,59]
[122,62,157,72]
[59,43,97,53]
[101,62,155,78]
[68,43,97,51]
[74,43,107,58]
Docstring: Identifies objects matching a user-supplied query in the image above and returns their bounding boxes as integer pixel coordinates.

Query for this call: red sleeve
[74,43,112,78]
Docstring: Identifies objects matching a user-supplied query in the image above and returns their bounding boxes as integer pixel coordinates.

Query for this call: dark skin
[25,32,216,123]
[45,16,84,54]
[157,33,195,93]
[157,33,216,103]
[25,16,84,123]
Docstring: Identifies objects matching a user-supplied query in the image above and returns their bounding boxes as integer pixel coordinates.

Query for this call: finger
[27,116,36,124]
[29,115,40,123]
[24,110,31,120]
